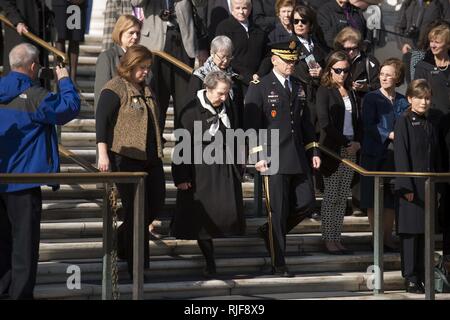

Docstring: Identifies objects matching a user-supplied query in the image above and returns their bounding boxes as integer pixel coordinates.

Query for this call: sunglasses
[343,46,359,52]
[332,67,350,75]
[293,18,309,25]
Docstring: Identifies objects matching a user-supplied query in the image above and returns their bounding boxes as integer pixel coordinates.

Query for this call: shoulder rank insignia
[251,79,260,84]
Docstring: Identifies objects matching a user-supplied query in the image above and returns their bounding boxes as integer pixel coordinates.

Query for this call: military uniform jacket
[244,71,318,175]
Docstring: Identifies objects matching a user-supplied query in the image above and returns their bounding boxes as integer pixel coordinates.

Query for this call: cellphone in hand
[305,54,319,69]
[354,78,367,84]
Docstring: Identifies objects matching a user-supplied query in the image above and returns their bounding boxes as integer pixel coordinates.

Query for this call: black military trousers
[0,187,42,299]
[262,173,314,267]
[111,153,166,278]
[152,27,195,130]
[400,234,425,284]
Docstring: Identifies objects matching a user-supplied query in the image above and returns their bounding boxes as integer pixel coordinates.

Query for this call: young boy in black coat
[394,79,442,294]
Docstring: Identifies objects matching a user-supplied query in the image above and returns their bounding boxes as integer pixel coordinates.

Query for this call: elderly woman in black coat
[394,79,442,294]
[171,71,245,278]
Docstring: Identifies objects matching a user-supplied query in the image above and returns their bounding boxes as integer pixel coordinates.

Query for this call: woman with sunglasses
[291,5,328,129]
[268,0,295,43]
[334,27,380,105]
[333,27,380,217]
[316,51,362,254]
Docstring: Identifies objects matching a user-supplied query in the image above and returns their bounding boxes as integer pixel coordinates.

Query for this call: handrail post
[373,176,384,294]
[254,172,263,217]
[424,177,435,300]
[102,183,113,300]
[132,177,145,300]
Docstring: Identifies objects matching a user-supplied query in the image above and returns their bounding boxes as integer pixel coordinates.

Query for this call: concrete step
[41,179,255,198]
[34,271,410,300]
[37,232,384,261]
[79,44,102,55]
[39,197,260,221]
[42,200,102,220]
[152,214,366,237]
[191,289,450,300]
[40,215,369,238]
[35,254,401,285]
[41,184,103,200]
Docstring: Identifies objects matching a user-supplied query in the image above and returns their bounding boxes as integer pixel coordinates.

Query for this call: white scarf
[197,89,231,136]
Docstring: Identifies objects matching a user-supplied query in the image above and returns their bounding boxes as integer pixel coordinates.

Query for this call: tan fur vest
[102,76,163,160]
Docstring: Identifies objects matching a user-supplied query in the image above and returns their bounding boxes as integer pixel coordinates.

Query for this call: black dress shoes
[272,266,295,278]
[405,281,425,294]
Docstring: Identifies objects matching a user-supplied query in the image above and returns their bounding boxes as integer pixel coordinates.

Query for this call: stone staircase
[32,1,447,300]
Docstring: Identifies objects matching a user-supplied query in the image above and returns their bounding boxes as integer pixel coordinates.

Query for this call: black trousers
[0,188,42,299]
[263,173,314,267]
[110,153,166,277]
[152,27,194,129]
[400,233,425,284]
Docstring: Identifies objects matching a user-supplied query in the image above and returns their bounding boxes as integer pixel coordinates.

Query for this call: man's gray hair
[204,70,232,89]
[210,36,234,55]
[9,43,40,70]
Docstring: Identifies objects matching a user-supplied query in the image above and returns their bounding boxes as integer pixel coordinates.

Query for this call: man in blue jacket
[0,43,80,299]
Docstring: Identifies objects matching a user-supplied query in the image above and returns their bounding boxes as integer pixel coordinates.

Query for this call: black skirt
[171,163,246,240]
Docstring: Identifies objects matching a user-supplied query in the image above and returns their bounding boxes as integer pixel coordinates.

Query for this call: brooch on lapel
[130,97,144,110]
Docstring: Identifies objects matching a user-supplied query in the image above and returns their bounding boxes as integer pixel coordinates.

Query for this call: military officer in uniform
[244,40,321,277]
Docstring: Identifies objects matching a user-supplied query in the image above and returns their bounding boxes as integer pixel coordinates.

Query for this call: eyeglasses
[343,46,359,52]
[214,53,233,62]
[293,18,309,25]
[332,67,350,75]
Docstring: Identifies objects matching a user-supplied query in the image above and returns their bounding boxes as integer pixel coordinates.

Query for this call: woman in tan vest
[96,45,165,280]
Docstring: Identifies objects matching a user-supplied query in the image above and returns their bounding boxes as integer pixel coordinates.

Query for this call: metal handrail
[153,50,194,74]
[0,14,67,63]
[305,142,445,300]
[0,172,147,300]
[58,144,99,173]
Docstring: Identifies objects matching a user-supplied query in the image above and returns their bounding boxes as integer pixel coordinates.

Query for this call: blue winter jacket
[0,71,80,192]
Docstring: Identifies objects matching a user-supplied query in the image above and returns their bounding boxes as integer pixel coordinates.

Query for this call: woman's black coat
[394,109,442,234]
[316,85,362,176]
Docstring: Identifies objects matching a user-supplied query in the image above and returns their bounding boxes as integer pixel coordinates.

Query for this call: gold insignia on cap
[289,41,296,50]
